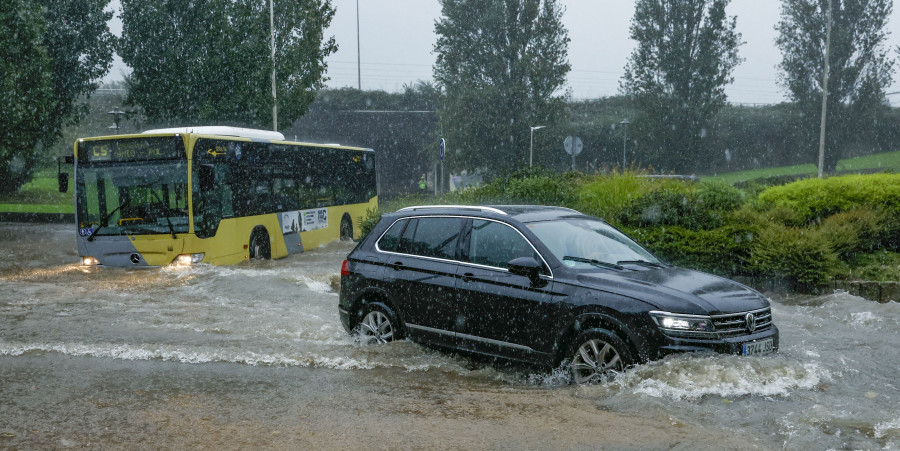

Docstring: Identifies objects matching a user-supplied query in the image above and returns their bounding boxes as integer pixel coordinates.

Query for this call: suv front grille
[711,307,773,338]
[660,307,773,341]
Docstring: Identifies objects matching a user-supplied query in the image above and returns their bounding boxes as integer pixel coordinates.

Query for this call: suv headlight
[649,311,714,332]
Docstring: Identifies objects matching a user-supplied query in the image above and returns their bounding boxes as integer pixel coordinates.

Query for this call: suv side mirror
[199,164,215,191]
[508,256,544,286]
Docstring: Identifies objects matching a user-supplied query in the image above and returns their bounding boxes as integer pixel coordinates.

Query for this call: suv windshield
[76,161,190,237]
[527,218,659,269]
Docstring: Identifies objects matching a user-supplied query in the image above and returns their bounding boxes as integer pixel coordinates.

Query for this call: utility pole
[356,0,362,90]
[817,0,832,178]
[270,0,277,132]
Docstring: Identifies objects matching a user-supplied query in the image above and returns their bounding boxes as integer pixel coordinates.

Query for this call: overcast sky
[106,0,900,106]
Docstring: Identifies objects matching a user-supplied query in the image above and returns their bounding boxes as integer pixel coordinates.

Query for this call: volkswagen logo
[745,312,757,332]
[130,254,141,265]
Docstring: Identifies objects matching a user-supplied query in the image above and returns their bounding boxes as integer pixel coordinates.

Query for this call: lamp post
[107,107,126,134]
[619,119,630,168]
[529,125,546,168]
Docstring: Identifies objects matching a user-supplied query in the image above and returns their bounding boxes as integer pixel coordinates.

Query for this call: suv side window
[402,217,464,260]
[468,219,540,269]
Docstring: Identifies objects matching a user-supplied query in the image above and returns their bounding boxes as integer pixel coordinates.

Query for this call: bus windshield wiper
[148,188,177,239]
[562,256,624,270]
[616,260,665,268]
[87,199,129,241]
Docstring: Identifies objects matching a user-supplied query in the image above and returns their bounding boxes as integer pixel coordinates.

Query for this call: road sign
[564,136,583,156]
[439,138,446,161]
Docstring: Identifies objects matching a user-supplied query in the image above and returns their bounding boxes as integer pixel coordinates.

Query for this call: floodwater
[1,222,899,449]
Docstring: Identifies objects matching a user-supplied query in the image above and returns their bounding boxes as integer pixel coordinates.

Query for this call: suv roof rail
[396,205,508,215]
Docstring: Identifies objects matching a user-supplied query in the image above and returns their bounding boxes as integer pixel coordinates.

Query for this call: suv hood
[575,266,768,315]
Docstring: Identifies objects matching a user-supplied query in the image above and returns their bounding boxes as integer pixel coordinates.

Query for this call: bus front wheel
[249,227,271,260]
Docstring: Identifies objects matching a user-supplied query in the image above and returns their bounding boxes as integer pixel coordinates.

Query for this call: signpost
[439,138,446,195]
[563,136,583,171]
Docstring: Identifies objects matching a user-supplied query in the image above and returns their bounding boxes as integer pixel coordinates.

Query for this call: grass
[708,150,900,185]
[0,169,74,214]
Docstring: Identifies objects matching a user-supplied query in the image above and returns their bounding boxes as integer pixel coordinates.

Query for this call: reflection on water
[2,222,899,449]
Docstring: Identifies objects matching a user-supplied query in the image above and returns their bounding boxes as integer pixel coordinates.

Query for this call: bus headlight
[174,253,204,266]
[82,256,100,266]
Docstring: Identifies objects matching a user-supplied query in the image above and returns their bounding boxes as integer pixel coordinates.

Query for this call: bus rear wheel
[340,214,354,241]
[249,227,271,260]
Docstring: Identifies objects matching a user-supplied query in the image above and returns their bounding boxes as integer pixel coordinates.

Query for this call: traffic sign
[564,136,583,156]
[439,138,446,161]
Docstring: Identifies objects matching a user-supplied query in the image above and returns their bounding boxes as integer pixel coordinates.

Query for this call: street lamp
[529,125,546,168]
[619,119,630,168]
[108,107,126,134]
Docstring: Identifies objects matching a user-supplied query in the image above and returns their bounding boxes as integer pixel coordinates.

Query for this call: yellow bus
[59,126,377,267]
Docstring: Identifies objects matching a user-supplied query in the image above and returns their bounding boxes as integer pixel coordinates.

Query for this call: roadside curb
[0,212,74,223]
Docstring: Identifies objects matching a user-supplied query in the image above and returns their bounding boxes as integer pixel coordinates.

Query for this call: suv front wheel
[568,329,633,384]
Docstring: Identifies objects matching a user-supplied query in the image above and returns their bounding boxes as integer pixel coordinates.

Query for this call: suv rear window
[378,217,464,260]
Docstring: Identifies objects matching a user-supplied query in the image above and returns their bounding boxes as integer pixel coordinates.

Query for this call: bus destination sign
[79,137,184,162]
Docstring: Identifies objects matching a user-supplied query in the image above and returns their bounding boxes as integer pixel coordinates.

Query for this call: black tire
[566,329,633,384]
[354,302,401,344]
[249,227,271,260]
[340,214,354,241]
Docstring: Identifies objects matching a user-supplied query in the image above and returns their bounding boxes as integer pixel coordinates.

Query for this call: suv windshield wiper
[616,259,665,268]
[87,199,129,241]
[563,256,624,271]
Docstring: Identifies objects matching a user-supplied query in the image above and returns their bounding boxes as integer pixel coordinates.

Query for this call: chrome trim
[338,308,348,315]
[406,324,535,352]
[398,205,507,215]
[373,215,554,280]
[406,323,454,336]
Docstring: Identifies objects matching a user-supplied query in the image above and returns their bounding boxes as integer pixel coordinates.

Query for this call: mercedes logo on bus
[745,312,757,333]
[130,254,141,265]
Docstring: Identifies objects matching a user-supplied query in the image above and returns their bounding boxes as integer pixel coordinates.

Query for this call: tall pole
[356,0,361,90]
[270,0,277,131]
[817,0,832,178]
[529,126,545,168]
[620,119,630,168]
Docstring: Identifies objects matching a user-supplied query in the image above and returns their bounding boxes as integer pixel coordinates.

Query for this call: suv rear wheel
[568,329,633,384]
[355,303,400,344]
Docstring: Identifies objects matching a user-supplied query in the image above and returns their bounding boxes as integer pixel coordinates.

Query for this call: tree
[119,0,337,130]
[776,0,895,173]
[433,0,570,174]
[621,0,742,173]
[0,0,114,194]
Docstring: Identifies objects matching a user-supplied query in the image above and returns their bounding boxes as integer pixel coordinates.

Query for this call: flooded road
[2,222,899,449]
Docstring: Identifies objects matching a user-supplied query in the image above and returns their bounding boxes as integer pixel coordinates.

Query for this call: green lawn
[0,169,74,214]
[708,150,900,185]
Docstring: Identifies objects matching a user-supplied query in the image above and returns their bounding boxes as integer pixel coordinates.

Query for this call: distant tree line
[4,0,899,196]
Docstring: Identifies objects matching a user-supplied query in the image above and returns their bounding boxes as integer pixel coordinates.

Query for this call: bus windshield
[76,161,190,237]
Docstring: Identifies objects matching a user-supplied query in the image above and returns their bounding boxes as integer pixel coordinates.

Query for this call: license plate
[742,338,774,356]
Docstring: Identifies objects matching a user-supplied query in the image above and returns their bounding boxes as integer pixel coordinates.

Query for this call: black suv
[339,205,778,383]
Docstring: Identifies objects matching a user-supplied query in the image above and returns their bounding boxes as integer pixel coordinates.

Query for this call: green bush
[576,172,667,222]
[817,208,882,259]
[627,224,757,276]
[448,168,584,207]
[840,251,900,282]
[358,207,383,240]
[756,173,900,223]
[618,179,743,230]
[747,225,839,288]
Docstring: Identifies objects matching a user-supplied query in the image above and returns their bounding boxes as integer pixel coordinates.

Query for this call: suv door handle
[391,261,404,270]
[461,272,475,282]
